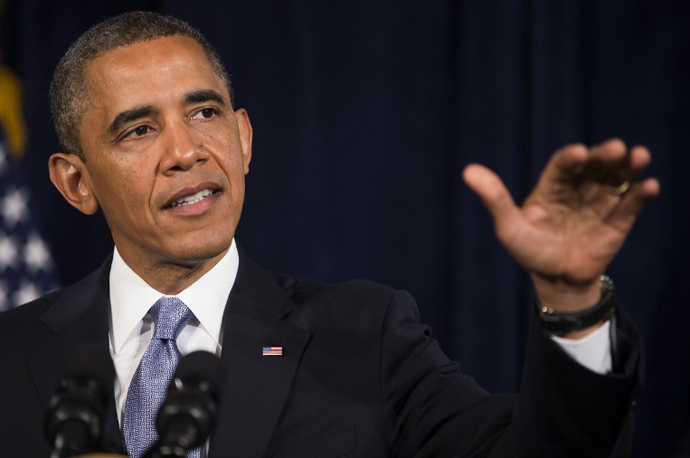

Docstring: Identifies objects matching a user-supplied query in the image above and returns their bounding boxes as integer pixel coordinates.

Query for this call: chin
[166,238,233,265]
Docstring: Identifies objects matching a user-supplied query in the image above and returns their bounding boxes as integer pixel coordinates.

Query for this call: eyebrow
[183,89,226,106]
[108,105,155,135]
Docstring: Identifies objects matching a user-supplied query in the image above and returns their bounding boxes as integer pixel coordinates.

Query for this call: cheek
[92,166,151,217]
[224,161,248,199]
[206,136,247,180]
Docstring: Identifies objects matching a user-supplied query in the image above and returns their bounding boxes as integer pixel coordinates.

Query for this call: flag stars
[0,234,18,272]
[13,280,40,306]
[24,232,52,273]
[1,187,29,228]
[0,144,57,310]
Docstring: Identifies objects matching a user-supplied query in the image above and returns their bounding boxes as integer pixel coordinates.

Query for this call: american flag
[0,142,58,312]
[262,346,283,356]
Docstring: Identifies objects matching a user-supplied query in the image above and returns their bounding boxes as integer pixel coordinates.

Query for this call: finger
[589,138,628,163]
[587,139,652,190]
[539,143,590,185]
[610,177,660,227]
[588,142,652,189]
[463,163,521,232]
[627,145,652,177]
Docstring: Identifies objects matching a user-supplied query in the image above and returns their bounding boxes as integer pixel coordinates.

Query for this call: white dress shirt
[552,319,612,373]
[108,240,239,424]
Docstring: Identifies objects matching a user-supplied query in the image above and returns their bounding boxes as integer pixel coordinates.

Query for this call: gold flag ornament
[0,63,28,160]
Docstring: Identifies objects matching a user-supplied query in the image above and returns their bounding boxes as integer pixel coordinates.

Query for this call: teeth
[171,188,214,208]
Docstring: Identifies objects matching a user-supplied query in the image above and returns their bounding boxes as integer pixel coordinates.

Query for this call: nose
[160,121,208,174]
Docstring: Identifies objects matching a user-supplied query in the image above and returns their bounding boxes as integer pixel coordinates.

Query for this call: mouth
[163,184,222,210]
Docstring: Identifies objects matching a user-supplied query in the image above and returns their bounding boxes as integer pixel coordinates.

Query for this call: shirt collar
[109,240,239,354]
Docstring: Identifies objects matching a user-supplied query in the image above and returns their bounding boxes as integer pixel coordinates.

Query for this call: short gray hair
[49,11,233,160]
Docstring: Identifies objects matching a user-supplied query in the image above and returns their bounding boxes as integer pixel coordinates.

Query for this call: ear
[48,153,99,215]
[234,108,253,175]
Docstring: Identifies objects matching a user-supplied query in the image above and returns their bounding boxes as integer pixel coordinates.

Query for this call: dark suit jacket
[0,248,641,458]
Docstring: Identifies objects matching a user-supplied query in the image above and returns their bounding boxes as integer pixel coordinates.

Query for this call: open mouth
[165,187,220,209]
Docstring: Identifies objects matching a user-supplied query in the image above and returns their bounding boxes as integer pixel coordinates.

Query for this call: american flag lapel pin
[262,346,283,356]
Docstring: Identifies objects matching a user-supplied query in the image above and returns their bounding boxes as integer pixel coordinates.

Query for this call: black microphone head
[149,351,223,455]
[44,343,113,455]
[169,350,223,400]
[59,343,114,398]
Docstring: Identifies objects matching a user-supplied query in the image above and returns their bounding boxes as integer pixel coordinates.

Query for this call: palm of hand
[464,139,659,288]
[510,181,633,285]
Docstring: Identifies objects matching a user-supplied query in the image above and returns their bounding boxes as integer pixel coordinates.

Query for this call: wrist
[532,274,601,313]
[536,275,617,338]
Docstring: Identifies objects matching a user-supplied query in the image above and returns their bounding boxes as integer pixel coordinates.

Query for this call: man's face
[72,35,252,272]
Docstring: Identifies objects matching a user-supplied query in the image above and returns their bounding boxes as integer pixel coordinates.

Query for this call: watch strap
[538,275,618,335]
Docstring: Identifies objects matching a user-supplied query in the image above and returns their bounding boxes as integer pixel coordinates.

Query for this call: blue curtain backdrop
[2,0,688,456]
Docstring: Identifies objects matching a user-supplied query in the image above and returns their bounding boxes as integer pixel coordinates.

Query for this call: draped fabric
[3,1,688,456]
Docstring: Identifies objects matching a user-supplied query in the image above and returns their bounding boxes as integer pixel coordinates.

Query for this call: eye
[192,107,219,120]
[123,125,153,139]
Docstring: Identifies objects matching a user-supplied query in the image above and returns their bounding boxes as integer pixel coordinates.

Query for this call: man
[0,11,659,458]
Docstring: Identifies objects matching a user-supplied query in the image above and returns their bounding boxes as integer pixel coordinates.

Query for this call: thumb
[463,163,520,237]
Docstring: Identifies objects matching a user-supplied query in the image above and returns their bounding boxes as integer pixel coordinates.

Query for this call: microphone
[144,351,223,458]
[44,343,112,458]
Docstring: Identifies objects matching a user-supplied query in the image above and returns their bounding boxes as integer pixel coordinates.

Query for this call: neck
[117,248,229,295]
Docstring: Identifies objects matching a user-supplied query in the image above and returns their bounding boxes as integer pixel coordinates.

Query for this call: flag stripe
[262,346,283,356]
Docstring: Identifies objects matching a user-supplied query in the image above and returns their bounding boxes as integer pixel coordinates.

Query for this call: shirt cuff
[550,320,612,374]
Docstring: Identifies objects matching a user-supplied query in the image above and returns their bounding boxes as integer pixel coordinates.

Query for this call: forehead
[82,35,227,111]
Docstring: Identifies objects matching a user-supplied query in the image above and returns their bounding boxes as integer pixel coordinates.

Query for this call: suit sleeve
[379,290,641,458]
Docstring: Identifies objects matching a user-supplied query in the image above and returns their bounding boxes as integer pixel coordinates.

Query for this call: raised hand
[463,139,660,317]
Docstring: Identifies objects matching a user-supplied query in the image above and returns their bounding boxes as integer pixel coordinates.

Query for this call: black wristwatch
[538,275,618,335]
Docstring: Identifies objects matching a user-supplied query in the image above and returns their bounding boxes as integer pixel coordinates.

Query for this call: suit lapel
[25,249,309,457]
[208,249,311,458]
[26,258,125,454]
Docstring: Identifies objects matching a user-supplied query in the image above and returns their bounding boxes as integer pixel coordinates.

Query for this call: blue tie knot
[150,297,193,341]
